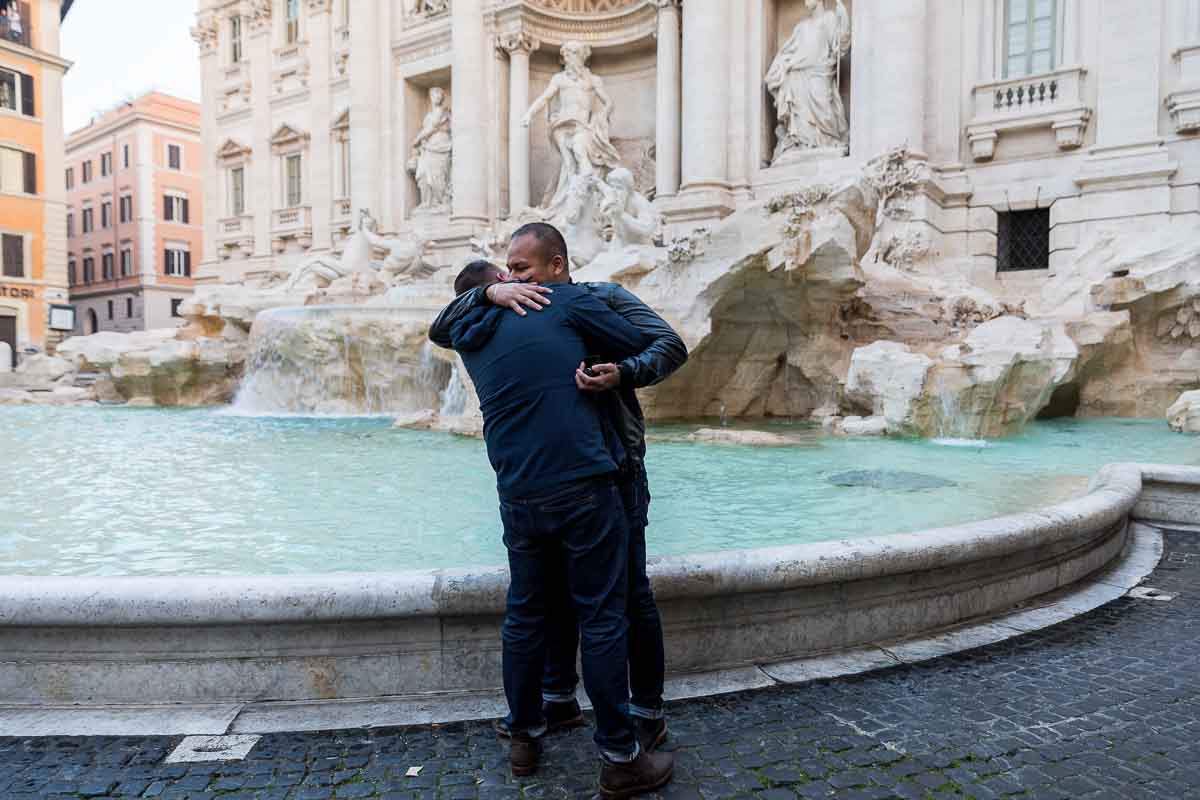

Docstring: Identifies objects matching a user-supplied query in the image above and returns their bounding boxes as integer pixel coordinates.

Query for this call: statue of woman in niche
[522,40,622,214]
[765,0,851,163]
[409,86,452,212]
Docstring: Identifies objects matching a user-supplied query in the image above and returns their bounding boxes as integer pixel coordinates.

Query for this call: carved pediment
[270,123,311,152]
[216,138,252,162]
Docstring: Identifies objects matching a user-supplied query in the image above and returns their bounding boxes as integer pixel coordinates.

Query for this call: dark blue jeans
[543,459,666,718]
[499,476,637,757]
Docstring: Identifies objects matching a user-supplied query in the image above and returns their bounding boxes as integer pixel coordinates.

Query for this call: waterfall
[932,379,988,447]
[230,305,452,416]
[439,366,468,418]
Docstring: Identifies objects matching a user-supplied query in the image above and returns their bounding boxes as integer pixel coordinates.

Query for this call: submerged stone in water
[827,470,956,491]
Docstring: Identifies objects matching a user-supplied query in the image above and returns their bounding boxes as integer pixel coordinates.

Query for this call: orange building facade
[0,0,71,368]
[65,92,202,334]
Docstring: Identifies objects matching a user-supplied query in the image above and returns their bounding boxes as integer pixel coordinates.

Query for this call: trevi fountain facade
[7,0,1200,714]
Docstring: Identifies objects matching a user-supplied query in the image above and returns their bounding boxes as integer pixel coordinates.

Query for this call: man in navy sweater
[447,223,674,798]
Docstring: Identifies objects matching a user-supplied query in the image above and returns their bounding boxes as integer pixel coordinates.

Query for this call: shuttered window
[164,248,192,277]
[2,234,23,278]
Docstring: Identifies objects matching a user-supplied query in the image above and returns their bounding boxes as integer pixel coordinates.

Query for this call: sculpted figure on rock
[522,40,621,214]
[601,167,659,250]
[766,0,851,162]
[409,87,453,213]
[285,210,429,291]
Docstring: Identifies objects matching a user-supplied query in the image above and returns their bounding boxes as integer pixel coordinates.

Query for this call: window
[82,160,92,183]
[100,152,112,177]
[168,144,182,170]
[82,256,95,283]
[119,195,132,223]
[231,16,244,63]
[286,0,300,44]
[66,212,74,237]
[2,234,23,278]
[81,208,93,233]
[101,201,112,229]
[165,248,191,277]
[285,153,303,207]
[126,297,133,318]
[164,194,190,223]
[107,300,114,320]
[120,247,132,276]
[102,251,114,280]
[0,68,33,117]
[997,209,1050,272]
[1005,0,1057,78]
[229,166,245,215]
[68,259,76,286]
[0,146,35,194]
[65,167,73,189]
[122,144,130,169]
[171,298,184,317]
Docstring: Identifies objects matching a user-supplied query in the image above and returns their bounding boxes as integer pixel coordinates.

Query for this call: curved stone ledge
[0,462,1191,706]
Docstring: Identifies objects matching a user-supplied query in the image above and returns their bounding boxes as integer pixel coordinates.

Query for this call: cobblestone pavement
[2,528,1198,800]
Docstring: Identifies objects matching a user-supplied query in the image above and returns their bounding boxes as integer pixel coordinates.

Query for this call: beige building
[0,0,71,368]
[192,0,1200,287]
[65,92,203,334]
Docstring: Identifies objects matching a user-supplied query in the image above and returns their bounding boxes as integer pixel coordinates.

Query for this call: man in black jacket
[429,225,688,755]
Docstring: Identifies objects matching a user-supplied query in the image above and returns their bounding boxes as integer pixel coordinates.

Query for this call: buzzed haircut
[454,260,504,296]
[511,222,569,265]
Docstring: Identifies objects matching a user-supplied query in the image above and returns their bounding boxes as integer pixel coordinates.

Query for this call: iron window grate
[997,209,1049,272]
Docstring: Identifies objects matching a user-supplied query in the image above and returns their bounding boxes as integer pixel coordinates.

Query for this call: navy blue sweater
[449,282,652,501]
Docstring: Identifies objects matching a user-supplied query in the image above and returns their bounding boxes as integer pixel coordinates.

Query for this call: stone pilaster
[654,0,682,199]
[500,31,539,216]
[249,6,274,259]
[452,0,489,224]
[193,11,221,278]
[308,0,333,252]
[679,0,728,192]
[349,0,381,223]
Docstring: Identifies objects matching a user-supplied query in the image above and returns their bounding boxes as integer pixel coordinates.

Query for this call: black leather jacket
[428,281,688,461]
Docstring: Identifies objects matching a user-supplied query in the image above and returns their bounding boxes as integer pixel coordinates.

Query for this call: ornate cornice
[493,0,656,49]
[190,13,219,53]
[246,0,272,33]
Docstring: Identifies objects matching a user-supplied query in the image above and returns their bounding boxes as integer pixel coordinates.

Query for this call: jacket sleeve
[566,291,656,362]
[598,284,689,389]
[428,286,488,349]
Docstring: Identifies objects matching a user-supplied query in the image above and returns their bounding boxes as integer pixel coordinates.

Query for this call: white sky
[61,0,201,134]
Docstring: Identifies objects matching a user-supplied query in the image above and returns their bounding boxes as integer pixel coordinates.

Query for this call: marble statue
[285,209,429,290]
[405,0,450,17]
[409,87,452,213]
[765,0,851,162]
[600,167,659,250]
[522,40,622,214]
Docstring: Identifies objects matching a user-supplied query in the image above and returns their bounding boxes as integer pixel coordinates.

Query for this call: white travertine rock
[1168,391,1200,433]
[684,428,800,447]
[837,416,889,437]
[13,354,74,385]
[845,341,933,435]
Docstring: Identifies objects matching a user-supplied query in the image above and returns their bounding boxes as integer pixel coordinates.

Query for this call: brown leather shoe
[510,734,541,777]
[635,717,668,753]
[598,749,674,798]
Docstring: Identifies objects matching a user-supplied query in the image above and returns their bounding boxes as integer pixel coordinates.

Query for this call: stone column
[193,15,221,279]
[680,0,730,191]
[308,0,333,252]
[500,32,539,216]
[248,8,274,259]
[654,0,682,198]
[452,0,489,224]
[349,0,381,221]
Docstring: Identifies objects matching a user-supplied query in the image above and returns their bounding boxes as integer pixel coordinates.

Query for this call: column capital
[190,14,219,53]
[498,30,541,57]
[247,0,272,34]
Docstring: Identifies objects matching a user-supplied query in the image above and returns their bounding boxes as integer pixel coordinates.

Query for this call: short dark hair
[511,222,569,265]
[454,260,503,296]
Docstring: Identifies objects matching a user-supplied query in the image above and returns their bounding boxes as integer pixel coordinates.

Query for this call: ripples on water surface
[1,407,1196,576]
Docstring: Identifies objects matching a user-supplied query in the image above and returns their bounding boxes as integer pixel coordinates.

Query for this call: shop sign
[0,285,37,300]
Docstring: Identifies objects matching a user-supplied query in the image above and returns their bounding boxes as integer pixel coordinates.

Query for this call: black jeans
[543,459,666,718]
[499,476,637,757]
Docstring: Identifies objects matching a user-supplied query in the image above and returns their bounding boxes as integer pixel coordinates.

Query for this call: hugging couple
[428,222,687,798]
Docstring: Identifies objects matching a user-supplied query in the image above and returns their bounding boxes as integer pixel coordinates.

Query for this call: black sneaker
[635,717,668,752]
[493,699,585,738]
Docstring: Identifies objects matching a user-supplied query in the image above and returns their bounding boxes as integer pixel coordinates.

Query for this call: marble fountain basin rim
[0,462,1194,707]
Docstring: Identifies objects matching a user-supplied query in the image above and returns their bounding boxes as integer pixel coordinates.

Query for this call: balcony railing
[219,215,252,235]
[272,205,311,232]
[0,2,32,48]
[966,66,1091,161]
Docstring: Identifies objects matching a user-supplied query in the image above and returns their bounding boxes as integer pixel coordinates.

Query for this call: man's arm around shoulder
[583,282,688,388]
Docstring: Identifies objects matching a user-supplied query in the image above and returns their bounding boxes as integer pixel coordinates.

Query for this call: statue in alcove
[522,40,622,215]
[408,86,452,213]
[765,0,851,163]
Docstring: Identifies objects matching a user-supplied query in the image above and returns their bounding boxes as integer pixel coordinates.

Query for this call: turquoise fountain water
[1,407,1195,577]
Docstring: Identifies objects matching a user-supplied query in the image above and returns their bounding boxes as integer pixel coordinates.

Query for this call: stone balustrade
[967,66,1091,161]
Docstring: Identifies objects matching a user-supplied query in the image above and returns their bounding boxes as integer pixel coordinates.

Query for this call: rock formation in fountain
[1169,391,1200,433]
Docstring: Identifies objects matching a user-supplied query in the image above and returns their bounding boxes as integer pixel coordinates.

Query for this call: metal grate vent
[997,209,1049,272]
